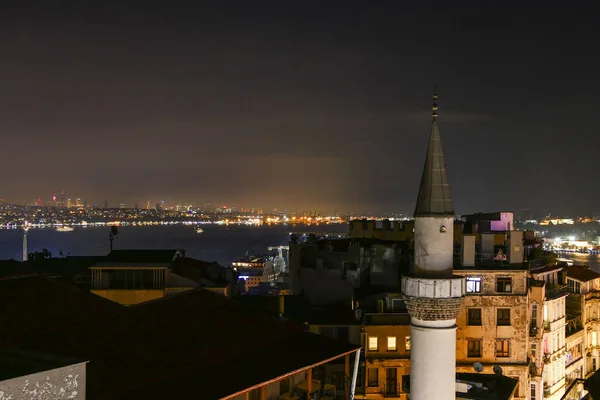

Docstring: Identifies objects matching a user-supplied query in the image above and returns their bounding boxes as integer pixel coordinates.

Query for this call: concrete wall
[0,362,86,400]
[290,240,404,304]
[349,220,414,241]
[299,268,354,305]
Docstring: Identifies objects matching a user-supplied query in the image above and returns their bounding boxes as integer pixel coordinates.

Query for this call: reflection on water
[555,252,600,272]
[0,224,349,266]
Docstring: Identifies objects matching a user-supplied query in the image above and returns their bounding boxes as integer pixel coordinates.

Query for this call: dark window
[468,308,482,326]
[496,278,512,293]
[496,339,510,357]
[468,340,481,357]
[320,327,335,339]
[337,327,349,342]
[497,309,511,326]
[368,368,379,387]
[401,375,410,392]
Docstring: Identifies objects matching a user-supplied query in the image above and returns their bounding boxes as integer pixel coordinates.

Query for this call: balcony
[546,284,569,299]
[530,324,540,337]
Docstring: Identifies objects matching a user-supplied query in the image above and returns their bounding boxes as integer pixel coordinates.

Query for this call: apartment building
[529,264,569,400]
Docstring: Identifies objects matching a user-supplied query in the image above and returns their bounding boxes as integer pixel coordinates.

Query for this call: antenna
[473,362,483,373]
[493,365,503,375]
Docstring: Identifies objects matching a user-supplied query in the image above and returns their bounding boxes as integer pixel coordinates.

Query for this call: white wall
[413,216,454,278]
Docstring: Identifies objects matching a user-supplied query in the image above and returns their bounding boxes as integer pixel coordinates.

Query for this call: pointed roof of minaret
[414,91,454,217]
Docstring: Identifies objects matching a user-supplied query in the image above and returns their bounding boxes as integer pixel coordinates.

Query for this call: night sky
[1,2,598,215]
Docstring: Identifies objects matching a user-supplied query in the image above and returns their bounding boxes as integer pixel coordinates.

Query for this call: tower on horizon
[23,223,29,262]
[401,91,465,400]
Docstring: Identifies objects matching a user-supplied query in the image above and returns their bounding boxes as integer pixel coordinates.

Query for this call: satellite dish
[493,365,503,375]
[473,362,484,373]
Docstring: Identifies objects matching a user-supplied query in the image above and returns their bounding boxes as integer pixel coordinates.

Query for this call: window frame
[495,339,510,357]
[467,308,482,326]
[368,368,379,387]
[387,336,397,351]
[496,277,512,293]
[368,336,379,351]
[497,308,511,326]
[466,276,482,293]
[467,339,482,358]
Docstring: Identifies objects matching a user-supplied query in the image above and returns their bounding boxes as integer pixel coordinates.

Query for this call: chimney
[461,235,476,267]
[508,231,524,264]
[481,234,495,261]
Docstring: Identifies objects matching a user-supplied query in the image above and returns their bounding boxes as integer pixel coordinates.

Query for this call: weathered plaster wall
[0,362,86,400]
[454,270,529,399]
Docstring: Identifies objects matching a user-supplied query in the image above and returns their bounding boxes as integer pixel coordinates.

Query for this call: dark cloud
[1,2,599,214]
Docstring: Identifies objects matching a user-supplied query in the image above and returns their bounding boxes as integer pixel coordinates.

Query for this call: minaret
[23,223,29,262]
[401,91,465,400]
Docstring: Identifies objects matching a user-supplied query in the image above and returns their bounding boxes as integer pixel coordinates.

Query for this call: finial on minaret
[432,86,439,119]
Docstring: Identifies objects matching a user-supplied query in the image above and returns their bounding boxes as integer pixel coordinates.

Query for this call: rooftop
[456,373,518,400]
[235,295,361,326]
[0,276,358,400]
[91,262,171,269]
[103,249,185,263]
[566,265,600,283]
[0,349,85,382]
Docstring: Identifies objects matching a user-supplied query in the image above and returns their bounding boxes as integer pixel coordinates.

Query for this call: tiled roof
[566,265,600,282]
[235,295,361,325]
[0,277,359,400]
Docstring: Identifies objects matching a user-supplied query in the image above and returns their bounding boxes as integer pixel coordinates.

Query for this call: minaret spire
[401,89,465,400]
[414,89,454,217]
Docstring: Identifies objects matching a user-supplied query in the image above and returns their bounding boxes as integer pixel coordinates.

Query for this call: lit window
[593,331,598,347]
[405,336,411,351]
[466,277,482,293]
[368,336,378,351]
[387,337,397,351]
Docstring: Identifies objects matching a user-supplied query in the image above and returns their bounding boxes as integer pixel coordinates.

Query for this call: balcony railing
[530,324,540,336]
[546,284,569,299]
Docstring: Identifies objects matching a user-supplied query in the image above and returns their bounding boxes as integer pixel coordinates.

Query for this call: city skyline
[1,3,599,214]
